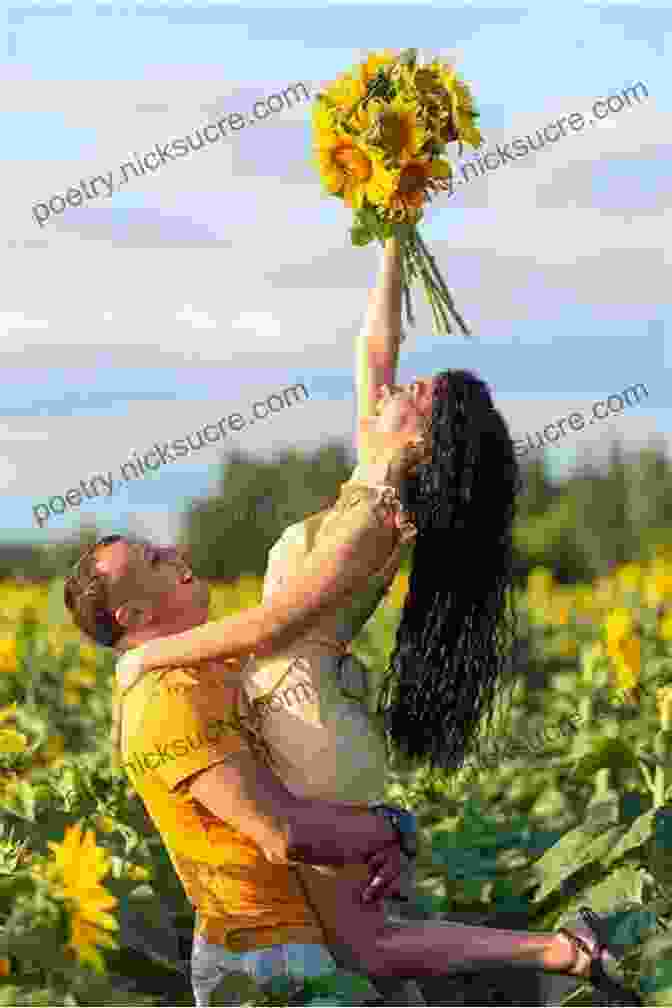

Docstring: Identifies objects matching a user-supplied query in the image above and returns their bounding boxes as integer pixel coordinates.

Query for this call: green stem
[638,758,656,796]
[413,229,471,337]
[396,225,471,338]
[594,766,612,799]
[579,692,593,724]
[396,231,416,328]
[654,765,667,808]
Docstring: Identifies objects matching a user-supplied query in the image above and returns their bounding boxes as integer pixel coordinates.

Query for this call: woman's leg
[294,863,427,1004]
[293,863,582,980]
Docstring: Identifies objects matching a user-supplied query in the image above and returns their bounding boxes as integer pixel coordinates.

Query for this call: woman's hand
[362,843,406,904]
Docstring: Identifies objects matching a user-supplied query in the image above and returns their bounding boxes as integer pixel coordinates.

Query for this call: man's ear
[114,602,152,632]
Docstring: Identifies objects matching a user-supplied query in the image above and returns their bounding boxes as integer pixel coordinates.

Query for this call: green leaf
[6,929,73,973]
[639,932,672,1004]
[350,225,373,248]
[289,970,379,1006]
[208,971,268,1005]
[557,865,647,922]
[530,821,631,903]
[601,809,657,869]
[573,737,640,782]
[490,877,533,915]
[606,907,657,953]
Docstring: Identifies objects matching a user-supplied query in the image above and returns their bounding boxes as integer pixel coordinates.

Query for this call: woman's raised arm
[356,237,404,466]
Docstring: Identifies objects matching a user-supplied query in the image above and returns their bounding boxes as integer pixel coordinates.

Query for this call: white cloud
[231,311,283,342]
[176,304,217,329]
[1,310,49,330]
[2,75,669,392]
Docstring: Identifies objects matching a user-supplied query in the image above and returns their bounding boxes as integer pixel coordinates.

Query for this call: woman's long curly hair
[376,369,524,774]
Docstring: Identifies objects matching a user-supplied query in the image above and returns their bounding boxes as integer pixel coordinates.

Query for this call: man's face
[94,538,210,644]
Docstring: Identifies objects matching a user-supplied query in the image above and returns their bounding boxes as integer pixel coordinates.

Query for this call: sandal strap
[578,905,607,943]
[557,926,593,961]
[559,907,642,1005]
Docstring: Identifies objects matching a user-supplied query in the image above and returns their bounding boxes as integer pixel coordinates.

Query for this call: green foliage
[4,435,672,588]
[4,435,672,1002]
[183,444,353,581]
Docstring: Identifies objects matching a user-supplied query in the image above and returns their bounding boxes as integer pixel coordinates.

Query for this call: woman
[126,239,641,1006]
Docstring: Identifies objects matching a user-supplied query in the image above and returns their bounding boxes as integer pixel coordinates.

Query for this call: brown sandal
[557,906,642,1005]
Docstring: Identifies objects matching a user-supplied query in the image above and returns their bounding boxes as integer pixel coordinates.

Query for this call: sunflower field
[2,553,672,1005]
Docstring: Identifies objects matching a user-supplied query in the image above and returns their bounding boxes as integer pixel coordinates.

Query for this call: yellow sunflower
[527,567,554,599]
[374,157,452,220]
[609,635,641,691]
[316,75,365,116]
[0,638,17,673]
[555,635,577,658]
[659,610,672,641]
[64,667,97,689]
[314,128,389,210]
[605,607,635,648]
[0,702,17,723]
[43,733,66,763]
[645,570,672,608]
[78,642,99,667]
[318,49,397,116]
[387,571,410,611]
[45,824,119,971]
[437,66,482,148]
[391,56,439,94]
[0,703,26,754]
[616,562,643,594]
[63,686,81,708]
[358,49,398,88]
[657,685,672,729]
[357,94,427,165]
[549,595,571,627]
[0,729,27,755]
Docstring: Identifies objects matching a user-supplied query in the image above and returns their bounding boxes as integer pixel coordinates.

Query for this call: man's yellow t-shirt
[114,650,325,951]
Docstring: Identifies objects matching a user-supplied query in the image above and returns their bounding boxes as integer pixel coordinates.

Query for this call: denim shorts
[190,931,427,1006]
[190,933,339,1006]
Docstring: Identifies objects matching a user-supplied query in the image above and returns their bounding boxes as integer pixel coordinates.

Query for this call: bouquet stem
[394,225,471,339]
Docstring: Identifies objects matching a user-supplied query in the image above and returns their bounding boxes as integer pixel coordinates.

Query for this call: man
[63,419,427,1005]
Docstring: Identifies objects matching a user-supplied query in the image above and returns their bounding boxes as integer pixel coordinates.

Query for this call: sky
[2,1,670,546]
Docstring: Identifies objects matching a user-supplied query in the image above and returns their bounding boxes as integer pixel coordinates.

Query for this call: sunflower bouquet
[312,48,483,338]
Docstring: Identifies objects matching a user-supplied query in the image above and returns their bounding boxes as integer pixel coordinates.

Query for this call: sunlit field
[2,552,672,1004]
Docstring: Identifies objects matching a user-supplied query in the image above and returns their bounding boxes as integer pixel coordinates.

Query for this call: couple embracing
[64,238,640,1006]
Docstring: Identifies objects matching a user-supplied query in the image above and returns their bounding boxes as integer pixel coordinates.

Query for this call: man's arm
[188,750,403,902]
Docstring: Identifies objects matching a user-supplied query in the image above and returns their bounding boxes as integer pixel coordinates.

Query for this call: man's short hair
[63,535,127,648]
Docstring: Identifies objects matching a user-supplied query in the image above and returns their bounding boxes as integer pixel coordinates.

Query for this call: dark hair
[64,535,127,648]
[376,369,523,774]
